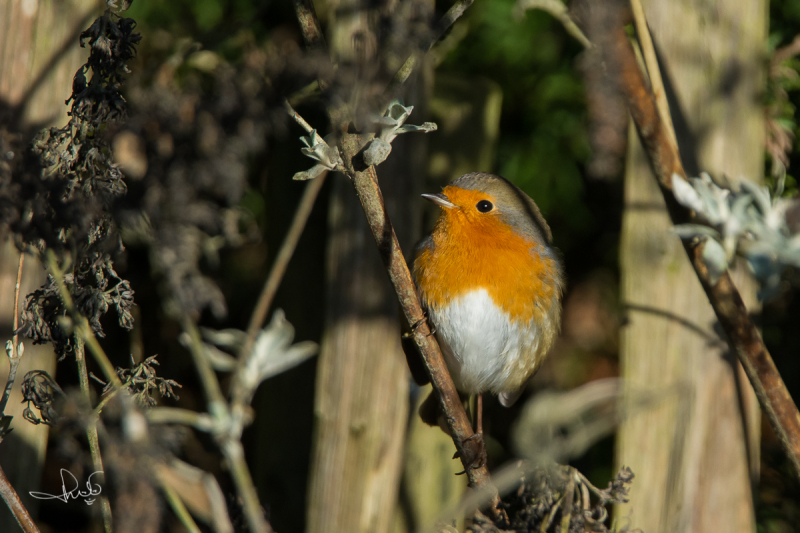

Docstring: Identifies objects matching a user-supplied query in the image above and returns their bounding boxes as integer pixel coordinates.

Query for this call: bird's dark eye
[476,200,493,213]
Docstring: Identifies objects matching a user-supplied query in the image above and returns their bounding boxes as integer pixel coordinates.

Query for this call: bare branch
[74,338,113,533]
[629,0,677,150]
[179,318,272,533]
[292,0,327,51]
[0,253,25,418]
[603,9,800,480]
[238,168,327,376]
[0,464,40,533]
[284,100,316,134]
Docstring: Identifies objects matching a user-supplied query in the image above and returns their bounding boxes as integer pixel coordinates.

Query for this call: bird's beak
[421,193,457,209]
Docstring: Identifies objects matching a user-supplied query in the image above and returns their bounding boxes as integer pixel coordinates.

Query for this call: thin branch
[0,463,40,533]
[629,0,677,150]
[179,317,271,533]
[284,100,316,134]
[292,0,327,51]
[160,479,202,533]
[12,253,23,356]
[223,440,274,533]
[179,317,227,415]
[604,10,800,480]
[146,407,215,432]
[237,167,327,380]
[75,338,113,533]
[0,253,25,416]
[93,388,121,418]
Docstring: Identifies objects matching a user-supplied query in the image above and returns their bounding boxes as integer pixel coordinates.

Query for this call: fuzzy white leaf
[701,238,729,285]
[363,138,392,167]
[395,122,438,135]
[672,224,720,240]
[671,174,704,213]
[292,163,328,181]
[240,310,318,395]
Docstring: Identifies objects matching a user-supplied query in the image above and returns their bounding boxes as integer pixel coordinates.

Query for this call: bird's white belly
[429,289,542,394]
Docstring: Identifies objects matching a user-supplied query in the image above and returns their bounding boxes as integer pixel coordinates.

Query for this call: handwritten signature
[29,469,103,506]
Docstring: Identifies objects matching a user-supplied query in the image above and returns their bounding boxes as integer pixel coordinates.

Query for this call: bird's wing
[403,235,435,386]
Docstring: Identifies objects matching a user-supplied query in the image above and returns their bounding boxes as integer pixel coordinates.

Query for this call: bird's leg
[476,393,484,436]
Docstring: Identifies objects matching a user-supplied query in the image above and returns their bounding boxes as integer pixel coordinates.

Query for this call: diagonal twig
[0,253,25,418]
[237,168,328,386]
[603,8,800,480]
[292,0,327,52]
[629,0,677,151]
[74,338,113,533]
[0,464,40,533]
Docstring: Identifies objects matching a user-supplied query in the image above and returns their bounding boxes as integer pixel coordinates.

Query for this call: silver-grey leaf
[239,310,318,396]
[363,138,392,167]
[672,224,721,240]
[671,173,704,213]
[701,237,729,285]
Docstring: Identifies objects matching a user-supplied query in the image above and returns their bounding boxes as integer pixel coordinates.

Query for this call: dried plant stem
[605,16,800,479]
[12,253,23,354]
[75,338,113,533]
[179,318,271,533]
[238,169,327,372]
[0,253,25,416]
[628,0,677,149]
[180,317,226,410]
[45,251,122,389]
[0,463,40,533]
[223,440,274,533]
[93,388,122,418]
[146,407,215,432]
[0,351,19,419]
[292,0,326,51]
[284,100,316,134]
[160,480,201,533]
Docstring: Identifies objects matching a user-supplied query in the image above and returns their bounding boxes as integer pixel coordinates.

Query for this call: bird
[408,172,564,438]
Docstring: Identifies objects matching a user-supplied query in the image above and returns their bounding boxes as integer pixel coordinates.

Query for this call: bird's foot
[454,432,487,474]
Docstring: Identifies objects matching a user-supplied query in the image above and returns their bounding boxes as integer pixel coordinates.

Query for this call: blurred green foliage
[768,0,800,196]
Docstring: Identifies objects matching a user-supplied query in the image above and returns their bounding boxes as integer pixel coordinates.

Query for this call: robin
[408,172,564,441]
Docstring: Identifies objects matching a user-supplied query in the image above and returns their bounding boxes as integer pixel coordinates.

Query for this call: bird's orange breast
[414,188,558,326]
